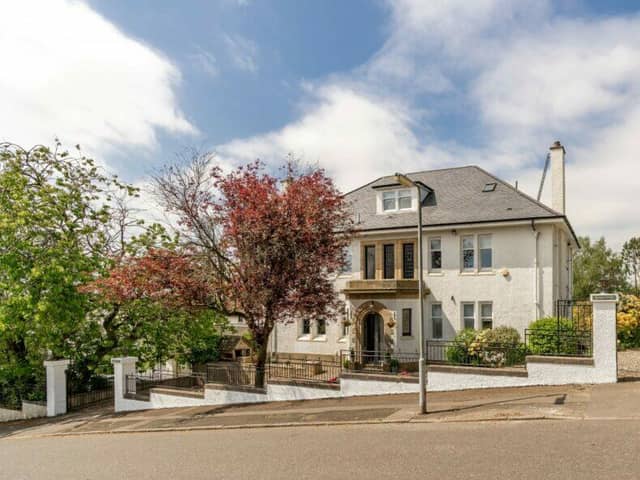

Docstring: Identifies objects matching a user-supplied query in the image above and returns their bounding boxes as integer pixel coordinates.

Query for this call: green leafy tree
[573,236,628,299]
[622,237,640,295]
[0,142,139,403]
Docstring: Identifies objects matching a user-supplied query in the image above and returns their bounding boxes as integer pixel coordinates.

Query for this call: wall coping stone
[150,387,205,399]
[526,355,594,366]
[340,372,419,384]
[427,364,529,377]
[267,379,341,390]
[205,383,267,395]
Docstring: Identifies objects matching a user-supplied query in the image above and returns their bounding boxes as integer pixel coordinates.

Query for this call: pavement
[2,381,640,440]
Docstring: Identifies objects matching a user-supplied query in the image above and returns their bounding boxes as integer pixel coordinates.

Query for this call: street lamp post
[394,173,427,414]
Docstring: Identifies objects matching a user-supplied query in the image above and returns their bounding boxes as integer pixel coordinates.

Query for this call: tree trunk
[254,343,268,388]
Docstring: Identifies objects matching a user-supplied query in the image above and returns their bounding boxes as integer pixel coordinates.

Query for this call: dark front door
[363,312,382,360]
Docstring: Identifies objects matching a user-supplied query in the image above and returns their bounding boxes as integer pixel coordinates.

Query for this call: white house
[271,141,578,361]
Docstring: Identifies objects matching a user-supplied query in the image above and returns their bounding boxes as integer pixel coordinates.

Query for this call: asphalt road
[2,419,639,480]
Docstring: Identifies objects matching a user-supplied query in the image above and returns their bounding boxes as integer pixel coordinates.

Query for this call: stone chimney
[549,140,566,214]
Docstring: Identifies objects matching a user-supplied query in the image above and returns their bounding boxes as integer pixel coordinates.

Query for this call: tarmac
[2,381,640,440]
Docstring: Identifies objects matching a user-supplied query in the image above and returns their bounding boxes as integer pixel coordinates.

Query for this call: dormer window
[381,189,413,212]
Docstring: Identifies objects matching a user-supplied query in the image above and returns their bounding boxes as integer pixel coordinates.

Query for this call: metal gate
[66,363,114,411]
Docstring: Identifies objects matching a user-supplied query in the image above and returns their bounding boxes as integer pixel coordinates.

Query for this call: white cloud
[218,84,470,191]
[223,33,258,73]
[216,0,640,248]
[0,0,196,157]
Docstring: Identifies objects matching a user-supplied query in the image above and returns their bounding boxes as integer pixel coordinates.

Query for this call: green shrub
[445,327,526,367]
[527,317,583,355]
[445,329,477,365]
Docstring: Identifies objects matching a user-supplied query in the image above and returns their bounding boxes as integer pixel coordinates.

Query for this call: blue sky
[2,0,640,246]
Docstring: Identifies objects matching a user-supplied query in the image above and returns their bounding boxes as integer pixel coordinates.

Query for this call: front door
[363,312,383,361]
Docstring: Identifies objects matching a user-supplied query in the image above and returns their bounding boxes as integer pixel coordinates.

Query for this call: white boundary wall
[0,401,47,422]
[111,294,619,412]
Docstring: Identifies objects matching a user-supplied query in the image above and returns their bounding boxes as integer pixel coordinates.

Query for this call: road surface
[2,419,639,479]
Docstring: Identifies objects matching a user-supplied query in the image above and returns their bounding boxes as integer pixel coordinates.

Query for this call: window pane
[462,237,474,249]
[365,246,376,279]
[431,251,442,269]
[402,243,414,279]
[463,303,474,317]
[383,244,395,279]
[463,250,474,269]
[398,190,412,209]
[480,248,492,269]
[431,304,443,339]
[481,303,492,318]
[478,235,491,249]
[317,319,326,335]
[382,191,396,211]
[302,319,310,335]
[402,308,412,336]
[383,198,396,211]
[430,238,441,250]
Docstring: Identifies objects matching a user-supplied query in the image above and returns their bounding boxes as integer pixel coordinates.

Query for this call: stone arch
[352,300,395,353]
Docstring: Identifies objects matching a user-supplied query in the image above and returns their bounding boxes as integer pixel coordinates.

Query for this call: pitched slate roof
[345,166,566,232]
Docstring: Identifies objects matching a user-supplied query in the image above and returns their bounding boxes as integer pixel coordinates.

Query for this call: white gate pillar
[44,359,70,417]
[591,293,619,383]
[111,357,138,412]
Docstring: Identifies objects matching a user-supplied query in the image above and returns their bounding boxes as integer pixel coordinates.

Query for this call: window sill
[297,335,313,342]
[400,335,414,339]
[458,270,495,276]
[427,272,444,277]
[337,337,349,343]
[313,336,327,342]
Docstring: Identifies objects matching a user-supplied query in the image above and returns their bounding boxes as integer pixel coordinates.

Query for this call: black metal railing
[556,299,593,331]
[426,341,527,368]
[125,370,204,399]
[524,329,592,357]
[267,359,341,383]
[523,299,594,357]
[67,377,114,411]
[203,364,261,387]
[340,350,420,375]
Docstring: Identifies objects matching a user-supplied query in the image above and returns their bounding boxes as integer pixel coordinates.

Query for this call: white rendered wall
[0,402,47,423]
[274,223,569,357]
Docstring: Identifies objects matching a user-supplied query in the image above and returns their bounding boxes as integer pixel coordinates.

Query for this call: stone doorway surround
[352,300,396,353]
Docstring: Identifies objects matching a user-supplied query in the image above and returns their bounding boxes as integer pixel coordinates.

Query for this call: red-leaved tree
[154,154,352,386]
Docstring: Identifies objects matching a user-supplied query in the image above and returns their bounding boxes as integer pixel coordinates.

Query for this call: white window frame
[462,302,476,330]
[461,235,475,272]
[480,302,493,329]
[478,234,493,271]
[429,237,442,272]
[380,189,414,213]
[431,303,443,339]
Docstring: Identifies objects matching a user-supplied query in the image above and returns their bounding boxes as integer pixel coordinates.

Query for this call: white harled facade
[270,142,578,361]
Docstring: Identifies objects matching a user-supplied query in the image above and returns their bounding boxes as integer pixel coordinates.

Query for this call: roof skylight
[482,182,497,192]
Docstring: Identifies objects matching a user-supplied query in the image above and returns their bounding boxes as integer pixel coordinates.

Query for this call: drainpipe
[532,220,540,320]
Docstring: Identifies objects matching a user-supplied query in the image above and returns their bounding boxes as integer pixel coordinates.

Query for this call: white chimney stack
[549,140,566,214]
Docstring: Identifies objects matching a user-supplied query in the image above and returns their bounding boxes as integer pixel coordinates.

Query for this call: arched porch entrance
[352,300,395,358]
